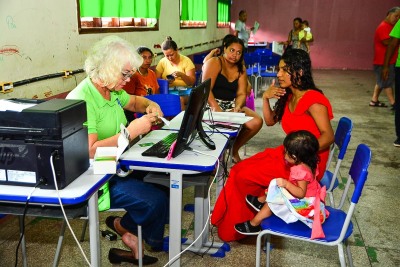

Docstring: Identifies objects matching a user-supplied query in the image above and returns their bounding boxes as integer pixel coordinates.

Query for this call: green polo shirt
[390,20,400,67]
[67,77,130,140]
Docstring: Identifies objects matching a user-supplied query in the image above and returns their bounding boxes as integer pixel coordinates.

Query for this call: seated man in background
[124,46,159,121]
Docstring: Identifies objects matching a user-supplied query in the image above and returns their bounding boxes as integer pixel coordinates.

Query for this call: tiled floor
[1,70,399,266]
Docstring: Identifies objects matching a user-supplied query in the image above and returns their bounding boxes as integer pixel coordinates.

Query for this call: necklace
[137,68,148,76]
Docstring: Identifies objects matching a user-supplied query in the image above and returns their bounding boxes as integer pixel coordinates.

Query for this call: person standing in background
[235,10,254,52]
[280,17,304,52]
[382,18,400,147]
[370,7,400,108]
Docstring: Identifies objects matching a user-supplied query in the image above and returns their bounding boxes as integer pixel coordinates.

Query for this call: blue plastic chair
[144,94,181,118]
[253,54,280,97]
[320,117,353,207]
[255,144,372,267]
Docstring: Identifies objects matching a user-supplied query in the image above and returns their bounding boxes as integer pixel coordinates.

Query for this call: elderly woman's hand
[126,114,155,137]
[262,79,286,100]
[146,102,163,117]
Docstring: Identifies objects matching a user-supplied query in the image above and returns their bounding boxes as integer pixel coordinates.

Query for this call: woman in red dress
[211,49,334,242]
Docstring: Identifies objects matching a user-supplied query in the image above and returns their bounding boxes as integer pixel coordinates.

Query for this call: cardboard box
[93,124,130,174]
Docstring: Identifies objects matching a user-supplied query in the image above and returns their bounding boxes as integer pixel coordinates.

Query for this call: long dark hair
[283,130,320,175]
[223,36,245,74]
[273,49,322,122]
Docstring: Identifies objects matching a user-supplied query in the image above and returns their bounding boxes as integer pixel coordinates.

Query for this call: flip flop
[369,100,387,107]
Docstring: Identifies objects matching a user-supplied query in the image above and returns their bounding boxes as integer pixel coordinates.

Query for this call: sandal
[369,100,387,107]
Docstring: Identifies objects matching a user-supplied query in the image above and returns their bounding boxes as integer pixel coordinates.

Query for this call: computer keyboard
[141,132,179,158]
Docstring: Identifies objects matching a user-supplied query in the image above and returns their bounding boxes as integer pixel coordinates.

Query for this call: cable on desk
[14,180,42,267]
[50,151,92,267]
[162,149,220,267]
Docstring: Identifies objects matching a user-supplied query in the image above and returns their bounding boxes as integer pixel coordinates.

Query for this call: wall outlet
[0,82,13,93]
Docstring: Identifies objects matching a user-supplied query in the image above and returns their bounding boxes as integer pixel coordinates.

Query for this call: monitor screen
[172,78,214,157]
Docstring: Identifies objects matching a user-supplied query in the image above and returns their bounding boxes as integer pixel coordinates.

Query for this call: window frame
[217,0,230,28]
[179,0,208,29]
[76,0,159,34]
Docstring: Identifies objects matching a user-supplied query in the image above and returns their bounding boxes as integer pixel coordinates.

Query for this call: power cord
[50,151,92,267]
[162,149,220,267]
[14,180,41,267]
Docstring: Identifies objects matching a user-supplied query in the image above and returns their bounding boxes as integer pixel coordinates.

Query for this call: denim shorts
[374,64,395,89]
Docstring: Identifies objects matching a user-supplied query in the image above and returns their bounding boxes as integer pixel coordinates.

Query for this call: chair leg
[266,234,271,267]
[138,225,143,267]
[80,219,89,242]
[337,243,346,267]
[255,232,264,267]
[53,220,67,267]
[345,240,354,267]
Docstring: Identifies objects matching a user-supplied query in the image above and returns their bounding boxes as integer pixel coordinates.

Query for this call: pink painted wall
[231,0,399,70]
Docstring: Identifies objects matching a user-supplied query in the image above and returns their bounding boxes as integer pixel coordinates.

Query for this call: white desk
[166,110,251,133]
[0,168,111,267]
[119,130,229,267]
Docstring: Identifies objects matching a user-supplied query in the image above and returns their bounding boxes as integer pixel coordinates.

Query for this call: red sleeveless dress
[211,90,334,241]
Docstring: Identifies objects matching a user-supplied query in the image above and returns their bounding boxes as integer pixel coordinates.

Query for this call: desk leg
[88,192,101,267]
[215,154,225,198]
[169,171,183,267]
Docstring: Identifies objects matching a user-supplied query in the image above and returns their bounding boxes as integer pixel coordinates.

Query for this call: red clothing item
[211,90,333,242]
[374,20,398,65]
[123,69,159,96]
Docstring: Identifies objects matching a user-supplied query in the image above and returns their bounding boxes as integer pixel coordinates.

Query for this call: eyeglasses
[121,70,134,81]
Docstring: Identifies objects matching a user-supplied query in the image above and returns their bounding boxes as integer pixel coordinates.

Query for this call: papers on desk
[253,21,260,35]
[203,111,253,124]
[0,99,37,112]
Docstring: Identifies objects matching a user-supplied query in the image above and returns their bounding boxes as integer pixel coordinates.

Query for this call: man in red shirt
[370,7,400,108]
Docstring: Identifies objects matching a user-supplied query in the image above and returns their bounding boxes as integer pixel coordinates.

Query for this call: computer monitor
[172,78,215,158]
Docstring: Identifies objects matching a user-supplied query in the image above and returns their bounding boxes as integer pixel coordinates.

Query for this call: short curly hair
[84,35,143,88]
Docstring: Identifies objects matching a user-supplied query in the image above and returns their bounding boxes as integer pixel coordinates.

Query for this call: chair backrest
[145,94,181,118]
[326,117,353,170]
[254,48,273,56]
[337,144,371,209]
[157,78,169,94]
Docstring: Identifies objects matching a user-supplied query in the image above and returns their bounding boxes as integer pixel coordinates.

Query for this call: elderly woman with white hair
[67,35,167,265]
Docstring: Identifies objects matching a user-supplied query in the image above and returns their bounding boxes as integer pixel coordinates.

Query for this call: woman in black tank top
[202,36,263,163]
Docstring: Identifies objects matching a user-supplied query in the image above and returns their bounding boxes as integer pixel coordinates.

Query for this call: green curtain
[80,0,161,18]
[180,0,208,21]
[217,0,230,23]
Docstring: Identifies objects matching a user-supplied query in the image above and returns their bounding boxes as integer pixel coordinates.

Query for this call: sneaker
[235,221,261,235]
[246,194,265,212]
[394,138,400,147]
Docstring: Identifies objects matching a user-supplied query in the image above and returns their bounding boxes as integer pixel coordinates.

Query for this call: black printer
[0,98,89,189]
